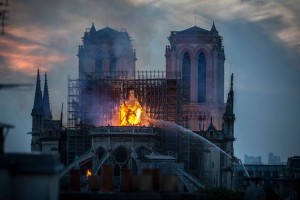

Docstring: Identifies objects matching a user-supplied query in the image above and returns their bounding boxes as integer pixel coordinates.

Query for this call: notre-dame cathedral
[29,22,235,190]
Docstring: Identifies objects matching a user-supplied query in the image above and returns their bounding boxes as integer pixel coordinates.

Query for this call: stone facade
[166,24,225,130]
[30,23,236,190]
[165,24,235,188]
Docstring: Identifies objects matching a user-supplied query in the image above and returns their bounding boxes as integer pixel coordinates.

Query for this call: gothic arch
[111,144,128,152]
[195,47,210,59]
[179,47,194,59]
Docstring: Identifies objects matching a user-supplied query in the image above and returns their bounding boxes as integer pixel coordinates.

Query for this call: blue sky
[1,0,299,163]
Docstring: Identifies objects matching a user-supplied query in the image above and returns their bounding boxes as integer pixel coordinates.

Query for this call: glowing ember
[86,169,92,177]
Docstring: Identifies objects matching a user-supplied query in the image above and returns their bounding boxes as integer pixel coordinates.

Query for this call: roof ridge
[180,26,209,33]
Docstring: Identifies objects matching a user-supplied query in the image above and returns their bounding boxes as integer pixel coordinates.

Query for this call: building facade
[165,23,235,187]
[29,23,236,190]
[279,156,300,199]
[78,24,136,80]
[244,154,263,165]
[269,152,282,165]
[165,23,225,130]
[234,164,285,192]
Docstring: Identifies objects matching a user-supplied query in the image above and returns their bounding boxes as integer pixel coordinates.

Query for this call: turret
[223,73,235,139]
[220,73,235,189]
[90,22,96,35]
[225,73,234,115]
[210,22,219,35]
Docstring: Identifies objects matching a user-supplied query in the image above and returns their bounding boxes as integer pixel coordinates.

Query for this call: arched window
[182,52,191,102]
[198,52,206,102]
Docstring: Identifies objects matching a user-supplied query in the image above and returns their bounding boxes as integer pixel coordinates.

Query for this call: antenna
[194,10,196,26]
[106,10,108,27]
[0,0,9,34]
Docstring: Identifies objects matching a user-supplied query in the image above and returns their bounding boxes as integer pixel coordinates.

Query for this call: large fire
[113,89,150,126]
[119,89,150,126]
[103,88,152,126]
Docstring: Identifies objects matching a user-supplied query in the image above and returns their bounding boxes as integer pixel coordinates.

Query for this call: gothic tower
[77,23,136,80]
[165,23,225,130]
[31,69,43,134]
[31,70,57,152]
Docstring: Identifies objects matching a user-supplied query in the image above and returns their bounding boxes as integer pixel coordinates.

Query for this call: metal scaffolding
[67,71,183,164]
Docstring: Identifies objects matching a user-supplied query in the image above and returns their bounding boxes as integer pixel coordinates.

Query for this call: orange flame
[120,100,143,126]
[86,169,92,177]
[109,89,152,126]
[118,96,150,126]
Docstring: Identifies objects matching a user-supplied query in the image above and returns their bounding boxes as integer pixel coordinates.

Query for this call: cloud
[217,1,300,55]
[247,1,300,52]
[0,26,70,78]
[3,0,300,76]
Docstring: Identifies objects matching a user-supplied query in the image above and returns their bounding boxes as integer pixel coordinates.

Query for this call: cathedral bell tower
[77,23,136,80]
[165,23,225,130]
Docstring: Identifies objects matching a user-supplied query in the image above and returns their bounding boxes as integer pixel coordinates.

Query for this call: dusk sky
[1,0,300,163]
